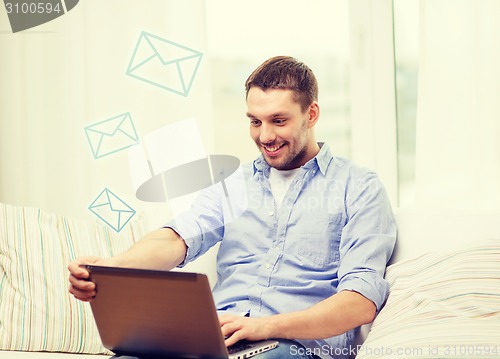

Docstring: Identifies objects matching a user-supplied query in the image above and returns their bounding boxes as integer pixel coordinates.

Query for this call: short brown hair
[245,56,318,112]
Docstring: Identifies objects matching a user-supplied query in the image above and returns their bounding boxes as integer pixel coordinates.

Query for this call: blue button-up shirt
[168,143,396,358]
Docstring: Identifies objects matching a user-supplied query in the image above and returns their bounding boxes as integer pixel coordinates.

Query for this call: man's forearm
[266,290,376,340]
[109,228,187,271]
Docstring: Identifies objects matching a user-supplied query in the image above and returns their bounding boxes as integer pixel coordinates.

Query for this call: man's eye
[274,119,286,125]
[250,120,261,126]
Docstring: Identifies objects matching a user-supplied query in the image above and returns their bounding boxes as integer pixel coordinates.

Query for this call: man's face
[246,87,318,170]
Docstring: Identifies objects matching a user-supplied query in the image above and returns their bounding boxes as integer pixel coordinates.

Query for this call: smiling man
[246,85,319,171]
[69,56,396,359]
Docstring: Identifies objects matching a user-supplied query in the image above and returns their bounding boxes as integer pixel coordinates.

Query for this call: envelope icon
[88,188,136,232]
[125,31,203,97]
[85,112,139,159]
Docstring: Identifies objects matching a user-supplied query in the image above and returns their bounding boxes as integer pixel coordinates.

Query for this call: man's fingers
[219,314,240,326]
[68,256,101,279]
[68,282,96,300]
[224,333,242,347]
[68,274,95,291]
[222,324,245,347]
[68,256,108,303]
[68,262,88,279]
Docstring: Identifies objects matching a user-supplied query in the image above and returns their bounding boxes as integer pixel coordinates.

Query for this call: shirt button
[275,246,280,251]
[265,263,271,269]
[269,211,274,216]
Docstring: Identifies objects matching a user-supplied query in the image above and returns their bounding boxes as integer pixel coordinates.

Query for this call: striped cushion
[0,203,145,354]
[356,239,500,359]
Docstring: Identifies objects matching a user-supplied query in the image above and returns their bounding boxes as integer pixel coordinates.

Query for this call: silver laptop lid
[86,265,228,359]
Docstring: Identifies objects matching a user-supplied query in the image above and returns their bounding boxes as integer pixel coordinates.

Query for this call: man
[69,56,396,359]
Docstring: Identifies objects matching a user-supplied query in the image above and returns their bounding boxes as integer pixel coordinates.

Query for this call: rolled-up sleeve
[336,172,397,311]
[165,183,226,267]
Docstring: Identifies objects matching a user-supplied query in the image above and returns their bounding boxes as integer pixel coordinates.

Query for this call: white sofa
[355,208,500,359]
[1,203,499,358]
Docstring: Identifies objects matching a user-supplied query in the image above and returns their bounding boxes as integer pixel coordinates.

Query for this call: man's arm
[106,227,187,270]
[68,228,187,301]
[220,290,375,346]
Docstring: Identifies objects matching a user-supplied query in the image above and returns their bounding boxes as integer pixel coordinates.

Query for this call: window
[394,0,419,207]
[205,0,352,163]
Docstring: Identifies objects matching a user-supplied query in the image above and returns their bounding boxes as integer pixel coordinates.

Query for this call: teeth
[265,145,282,152]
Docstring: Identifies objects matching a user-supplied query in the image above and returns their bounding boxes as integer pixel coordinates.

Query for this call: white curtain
[0,1,212,224]
[415,0,500,209]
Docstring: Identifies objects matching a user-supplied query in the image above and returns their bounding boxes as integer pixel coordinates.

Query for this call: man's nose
[259,123,276,144]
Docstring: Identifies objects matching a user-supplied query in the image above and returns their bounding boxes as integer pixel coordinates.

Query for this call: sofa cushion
[356,239,500,358]
[0,203,145,354]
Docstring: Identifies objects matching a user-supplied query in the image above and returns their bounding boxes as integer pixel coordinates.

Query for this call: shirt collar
[252,142,333,176]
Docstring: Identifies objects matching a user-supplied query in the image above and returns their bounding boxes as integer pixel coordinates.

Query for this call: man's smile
[262,143,286,156]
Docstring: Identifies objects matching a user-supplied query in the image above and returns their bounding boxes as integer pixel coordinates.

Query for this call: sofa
[1,203,499,358]
[355,209,500,359]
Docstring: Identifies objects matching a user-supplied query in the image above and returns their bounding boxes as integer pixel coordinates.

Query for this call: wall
[1,0,372,232]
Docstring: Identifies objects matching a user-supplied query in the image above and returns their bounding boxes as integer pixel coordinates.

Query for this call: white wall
[1,0,368,229]
[0,1,213,226]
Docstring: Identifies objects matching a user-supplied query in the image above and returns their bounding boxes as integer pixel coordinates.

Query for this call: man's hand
[68,256,110,302]
[218,291,376,346]
[219,314,274,347]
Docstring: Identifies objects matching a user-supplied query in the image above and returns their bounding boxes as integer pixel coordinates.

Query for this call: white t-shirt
[268,167,301,208]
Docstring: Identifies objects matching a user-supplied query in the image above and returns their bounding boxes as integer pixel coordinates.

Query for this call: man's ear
[307,101,320,128]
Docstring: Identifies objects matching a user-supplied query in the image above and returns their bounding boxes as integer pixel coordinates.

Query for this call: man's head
[245,56,318,112]
[245,56,321,170]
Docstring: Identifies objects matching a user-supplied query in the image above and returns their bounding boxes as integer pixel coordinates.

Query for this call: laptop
[84,265,278,359]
